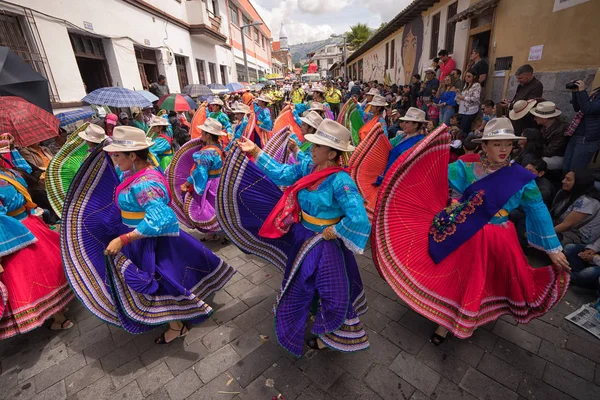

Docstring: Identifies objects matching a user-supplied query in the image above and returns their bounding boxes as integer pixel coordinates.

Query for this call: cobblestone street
[1,237,600,400]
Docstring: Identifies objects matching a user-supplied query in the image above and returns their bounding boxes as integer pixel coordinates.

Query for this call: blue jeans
[564,244,600,289]
[440,107,455,126]
[562,136,600,174]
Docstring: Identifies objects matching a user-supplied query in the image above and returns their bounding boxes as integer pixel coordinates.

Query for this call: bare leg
[430,325,449,346]
[155,321,188,344]
[50,311,73,330]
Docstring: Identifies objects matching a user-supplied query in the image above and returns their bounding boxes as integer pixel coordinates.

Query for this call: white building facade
[0,0,239,110]
[308,42,344,78]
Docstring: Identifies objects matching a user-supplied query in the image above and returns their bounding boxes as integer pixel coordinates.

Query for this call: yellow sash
[0,173,37,211]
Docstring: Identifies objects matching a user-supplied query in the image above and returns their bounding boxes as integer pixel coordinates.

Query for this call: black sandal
[155,324,188,345]
[306,338,328,351]
[430,332,447,346]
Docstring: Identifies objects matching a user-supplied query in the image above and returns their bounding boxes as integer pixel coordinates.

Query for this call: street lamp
[241,21,263,83]
[330,33,347,80]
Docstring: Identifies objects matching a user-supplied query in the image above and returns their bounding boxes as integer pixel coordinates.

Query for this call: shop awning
[448,0,500,23]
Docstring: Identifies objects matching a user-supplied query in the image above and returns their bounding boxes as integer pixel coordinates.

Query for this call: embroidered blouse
[0,170,36,257]
[208,111,232,136]
[255,151,371,253]
[149,136,172,164]
[117,169,179,237]
[186,146,223,195]
[253,104,273,132]
[448,160,561,253]
[293,102,331,127]
[225,116,248,152]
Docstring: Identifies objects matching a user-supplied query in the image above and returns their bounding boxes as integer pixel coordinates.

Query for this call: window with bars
[390,39,395,68]
[0,10,59,101]
[70,33,105,59]
[175,56,189,89]
[430,13,440,59]
[208,62,217,83]
[385,42,389,70]
[196,59,207,84]
[445,2,458,53]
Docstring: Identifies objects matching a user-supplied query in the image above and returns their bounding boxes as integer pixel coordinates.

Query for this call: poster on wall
[528,45,544,61]
[553,0,589,12]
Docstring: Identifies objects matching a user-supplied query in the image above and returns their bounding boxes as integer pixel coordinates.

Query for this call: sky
[249,0,413,45]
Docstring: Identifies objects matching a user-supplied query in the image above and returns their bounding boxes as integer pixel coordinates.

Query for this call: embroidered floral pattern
[429,189,485,243]
[134,184,167,207]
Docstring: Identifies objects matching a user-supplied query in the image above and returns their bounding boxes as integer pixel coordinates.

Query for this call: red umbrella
[0,96,59,147]
[157,93,198,112]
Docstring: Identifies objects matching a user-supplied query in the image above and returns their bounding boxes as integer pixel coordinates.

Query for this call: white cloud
[362,0,413,23]
[297,0,353,14]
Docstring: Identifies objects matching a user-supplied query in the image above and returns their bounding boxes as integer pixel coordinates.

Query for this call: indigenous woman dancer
[61,126,235,344]
[0,167,73,338]
[357,95,389,140]
[178,118,226,241]
[221,119,371,356]
[0,134,31,173]
[372,118,570,345]
[253,95,273,147]
[207,98,232,138]
[375,107,427,185]
[225,103,251,152]
[293,84,334,121]
[148,116,174,170]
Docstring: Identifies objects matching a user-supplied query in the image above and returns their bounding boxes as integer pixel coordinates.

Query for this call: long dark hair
[551,169,600,217]
[464,69,479,91]
[515,128,543,165]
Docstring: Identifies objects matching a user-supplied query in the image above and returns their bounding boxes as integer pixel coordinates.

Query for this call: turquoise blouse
[117,170,179,237]
[149,136,172,164]
[10,150,32,173]
[293,101,331,127]
[186,146,223,195]
[449,160,562,253]
[254,104,273,132]
[0,170,36,257]
[356,104,388,137]
[225,116,248,152]
[208,111,232,135]
[255,151,371,253]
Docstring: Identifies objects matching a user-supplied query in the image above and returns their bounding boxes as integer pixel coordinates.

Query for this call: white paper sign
[528,45,544,61]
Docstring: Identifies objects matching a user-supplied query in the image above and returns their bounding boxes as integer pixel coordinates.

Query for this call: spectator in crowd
[45,128,69,155]
[19,141,53,182]
[432,58,441,79]
[420,69,440,109]
[481,100,495,127]
[525,159,556,208]
[452,69,463,91]
[388,109,402,139]
[563,236,600,291]
[503,64,544,135]
[458,137,481,163]
[119,112,132,127]
[132,110,148,132]
[438,50,455,82]
[456,70,482,134]
[410,74,421,108]
[149,75,170,98]
[449,139,463,163]
[551,169,600,246]
[514,128,544,167]
[425,98,439,127]
[435,75,457,126]
[469,47,488,86]
[142,106,155,125]
[528,101,569,171]
[563,76,600,173]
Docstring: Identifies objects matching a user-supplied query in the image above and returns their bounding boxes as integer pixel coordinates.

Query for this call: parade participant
[253,94,273,147]
[220,119,370,356]
[325,81,343,119]
[143,106,155,125]
[287,111,324,156]
[359,88,379,113]
[78,123,106,151]
[242,89,254,106]
[294,84,334,120]
[132,110,148,132]
[148,116,174,170]
[0,134,31,173]
[372,118,570,346]
[178,118,226,239]
[208,97,232,138]
[61,126,235,344]
[225,103,252,152]
[358,95,388,140]
[0,166,74,339]
[375,107,426,185]
[291,82,305,104]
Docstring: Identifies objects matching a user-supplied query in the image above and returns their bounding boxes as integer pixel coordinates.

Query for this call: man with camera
[563,74,600,173]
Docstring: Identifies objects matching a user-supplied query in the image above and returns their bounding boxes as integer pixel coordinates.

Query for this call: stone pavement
[1,238,600,400]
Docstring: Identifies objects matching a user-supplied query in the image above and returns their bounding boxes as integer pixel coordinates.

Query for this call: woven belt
[208,168,222,178]
[121,210,145,220]
[494,209,509,218]
[7,206,25,217]
[301,211,341,226]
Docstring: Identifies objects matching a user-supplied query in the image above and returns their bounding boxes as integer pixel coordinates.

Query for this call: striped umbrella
[55,109,96,127]
[135,90,159,103]
[82,87,152,108]
[207,83,229,94]
[182,84,212,98]
[157,94,198,111]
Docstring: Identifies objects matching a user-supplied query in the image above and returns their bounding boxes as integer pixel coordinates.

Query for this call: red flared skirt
[0,216,73,339]
[372,128,569,338]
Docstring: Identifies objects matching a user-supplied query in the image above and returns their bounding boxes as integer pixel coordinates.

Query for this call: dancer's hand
[238,137,257,153]
[105,237,123,256]
[549,251,571,272]
[288,139,299,155]
[180,182,191,193]
[322,226,337,241]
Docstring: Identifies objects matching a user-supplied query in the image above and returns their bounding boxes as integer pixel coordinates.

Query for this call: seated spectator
[551,169,600,246]
[449,139,463,163]
[425,97,439,126]
[530,101,568,171]
[525,159,556,207]
[426,120,437,133]
[513,128,544,166]
[458,137,481,162]
[449,114,460,129]
[478,100,495,132]
[563,236,600,291]
[119,112,133,126]
[19,141,53,183]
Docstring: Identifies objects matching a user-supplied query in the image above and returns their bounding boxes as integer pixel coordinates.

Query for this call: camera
[566,81,579,90]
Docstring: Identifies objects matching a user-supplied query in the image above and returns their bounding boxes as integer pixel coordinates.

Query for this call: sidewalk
[1,237,599,400]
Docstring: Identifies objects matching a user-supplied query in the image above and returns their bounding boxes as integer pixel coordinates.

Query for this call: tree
[346,23,372,50]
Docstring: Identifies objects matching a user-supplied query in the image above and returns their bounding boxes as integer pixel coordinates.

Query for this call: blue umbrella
[207,83,229,94]
[135,90,159,103]
[55,109,95,127]
[82,87,152,108]
[226,82,245,93]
